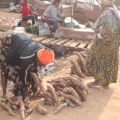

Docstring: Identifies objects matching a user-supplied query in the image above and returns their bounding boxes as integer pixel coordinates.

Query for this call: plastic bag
[39,22,50,36]
[54,29,64,38]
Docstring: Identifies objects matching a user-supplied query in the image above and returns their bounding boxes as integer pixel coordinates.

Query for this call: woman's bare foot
[86,81,102,89]
[102,84,109,89]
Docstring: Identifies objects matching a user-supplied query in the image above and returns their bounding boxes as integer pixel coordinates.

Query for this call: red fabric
[41,16,54,21]
[21,1,36,19]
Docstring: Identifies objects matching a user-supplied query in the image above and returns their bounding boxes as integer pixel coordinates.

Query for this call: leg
[0,33,11,100]
[42,19,58,32]
[1,77,7,98]
[23,14,35,25]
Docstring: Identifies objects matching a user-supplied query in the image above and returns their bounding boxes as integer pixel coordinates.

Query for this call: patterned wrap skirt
[0,32,36,96]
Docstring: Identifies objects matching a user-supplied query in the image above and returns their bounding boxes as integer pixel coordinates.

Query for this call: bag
[39,22,50,36]
[54,29,64,38]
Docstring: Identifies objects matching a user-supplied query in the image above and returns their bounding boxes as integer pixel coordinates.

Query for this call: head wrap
[37,49,54,65]
[53,0,60,4]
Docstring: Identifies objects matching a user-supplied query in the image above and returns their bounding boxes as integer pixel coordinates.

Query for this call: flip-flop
[86,82,102,89]
[1,98,7,102]
[102,84,109,89]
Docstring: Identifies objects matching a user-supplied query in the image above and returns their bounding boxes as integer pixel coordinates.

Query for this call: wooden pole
[71,5,73,22]
[60,0,63,8]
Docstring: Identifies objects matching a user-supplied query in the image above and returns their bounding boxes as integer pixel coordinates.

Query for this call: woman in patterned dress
[85,2,120,89]
[0,32,54,101]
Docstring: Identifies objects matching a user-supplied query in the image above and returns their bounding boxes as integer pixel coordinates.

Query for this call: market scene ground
[0,1,120,119]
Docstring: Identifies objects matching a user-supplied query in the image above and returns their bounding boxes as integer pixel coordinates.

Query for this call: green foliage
[61,23,71,27]
[74,25,81,29]
[85,22,92,28]
[61,23,81,29]
[26,24,39,34]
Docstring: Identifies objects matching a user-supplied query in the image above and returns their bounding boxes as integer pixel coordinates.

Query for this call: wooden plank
[64,45,89,51]
[41,38,56,44]
[63,39,76,46]
[33,37,46,42]
[77,41,90,48]
[84,41,91,48]
[49,38,64,44]
[87,41,93,49]
[55,39,69,45]
[69,40,82,47]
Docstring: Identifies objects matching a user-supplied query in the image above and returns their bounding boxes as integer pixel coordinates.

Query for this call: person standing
[85,1,120,89]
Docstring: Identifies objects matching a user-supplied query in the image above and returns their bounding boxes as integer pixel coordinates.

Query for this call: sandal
[102,84,109,89]
[1,98,7,102]
[86,81,102,89]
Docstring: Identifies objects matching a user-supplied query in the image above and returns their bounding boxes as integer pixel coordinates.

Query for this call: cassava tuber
[0,102,15,116]
[47,85,59,105]
[65,76,88,94]
[76,87,86,102]
[10,105,18,110]
[25,107,33,116]
[44,97,54,106]
[65,98,76,108]
[71,75,83,83]
[69,59,85,77]
[7,98,19,105]
[54,103,65,114]
[36,104,48,115]
[62,87,80,100]
[71,66,77,75]
[30,72,46,95]
[46,90,53,98]
[58,91,81,106]
[74,51,86,71]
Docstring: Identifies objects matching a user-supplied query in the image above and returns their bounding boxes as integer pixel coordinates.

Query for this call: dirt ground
[0,8,120,120]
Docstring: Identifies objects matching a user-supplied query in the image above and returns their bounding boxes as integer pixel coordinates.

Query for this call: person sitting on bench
[41,0,65,32]
[18,0,38,26]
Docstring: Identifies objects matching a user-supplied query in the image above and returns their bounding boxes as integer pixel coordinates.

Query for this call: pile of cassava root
[0,51,89,119]
[70,51,88,77]
[0,95,33,120]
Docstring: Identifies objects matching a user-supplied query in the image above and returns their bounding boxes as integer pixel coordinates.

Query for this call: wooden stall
[0,0,15,7]
[36,0,73,18]
[74,0,102,22]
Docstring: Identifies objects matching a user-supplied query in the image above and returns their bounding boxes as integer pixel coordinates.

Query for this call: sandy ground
[0,8,120,120]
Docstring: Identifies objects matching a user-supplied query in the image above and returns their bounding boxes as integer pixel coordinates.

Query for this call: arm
[51,7,61,21]
[93,28,100,33]
[57,8,63,19]
[35,72,42,82]
[29,9,36,15]
[33,66,42,82]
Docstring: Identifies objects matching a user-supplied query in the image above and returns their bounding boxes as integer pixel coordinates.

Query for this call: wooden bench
[0,2,10,7]
[21,21,27,27]
[36,16,43,24]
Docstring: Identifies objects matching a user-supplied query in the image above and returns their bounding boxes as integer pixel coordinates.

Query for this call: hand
[38,77,43,82]
[94,28,100,33]
[62,16,66,20]
[60,19,65,23]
